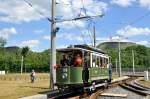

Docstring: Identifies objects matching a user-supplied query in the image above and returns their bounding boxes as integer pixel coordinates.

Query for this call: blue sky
[0,0,150,52]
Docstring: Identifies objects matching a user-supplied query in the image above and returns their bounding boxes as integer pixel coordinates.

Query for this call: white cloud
[57,20,86,29]
[139,0,150,9]
[43,35,50,40]
[0,27,17,38]
[0,0,49,23]
[57,0,107,19]
[19,40,40,48]
[0,0,107,28]
[136,40,149,45]
[56,0,107,29]
[57,45,68,48]
[43,30,92,42]
[111,0,136,7]
[33,29,44,34]
[116,25,150,37]
[57,33,83,41]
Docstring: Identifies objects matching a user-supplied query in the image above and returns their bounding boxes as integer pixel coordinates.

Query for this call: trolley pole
[93,26,96,47]
[132,50,135,74]
[118,40,122,77]
[50,0,56,90]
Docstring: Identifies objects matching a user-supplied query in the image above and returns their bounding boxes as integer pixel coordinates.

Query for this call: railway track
[47,76,132,99]
[87,77,150,99]
[21,76,149,99]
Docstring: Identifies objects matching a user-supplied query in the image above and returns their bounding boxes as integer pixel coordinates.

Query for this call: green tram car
[56,45,112,90]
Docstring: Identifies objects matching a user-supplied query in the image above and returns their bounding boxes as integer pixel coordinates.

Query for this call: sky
[0,0,150,52]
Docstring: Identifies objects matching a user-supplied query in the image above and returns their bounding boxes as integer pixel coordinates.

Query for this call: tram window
[106,58,108,64]
[100,57,102,67]
[74,53,83,67]
[102,57,104,67]
[84,52,90,68]
[96,56,99,67]
[103,58,106,67]
[92,55,96,67]
[104,58,107,67]
[98,57,101,67]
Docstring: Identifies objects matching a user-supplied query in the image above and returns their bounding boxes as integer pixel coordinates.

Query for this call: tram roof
[57,44,106,54]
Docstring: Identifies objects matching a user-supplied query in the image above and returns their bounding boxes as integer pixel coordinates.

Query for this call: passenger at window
[68,55,73,66]
[74,54,82,66]
[60,55,69,66]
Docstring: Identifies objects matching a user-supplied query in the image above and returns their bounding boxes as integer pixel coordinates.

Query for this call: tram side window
[84,52,90,68]
[100,57,102,67]
[102,57,104,67]
[92,55,97,67]
[98,57,101,67]
[96,56,99,67]
[104,58,108,67]
[104,58,106,67]
[106,58,109,68]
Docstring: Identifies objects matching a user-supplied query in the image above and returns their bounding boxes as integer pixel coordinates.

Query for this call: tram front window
[74,54,83,67]
[60,54,69,67]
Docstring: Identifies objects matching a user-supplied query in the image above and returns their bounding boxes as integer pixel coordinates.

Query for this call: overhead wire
[80,0,96,45]
[128,10,150,26]
[23,0,51,22]
[86,19,96,45]
[115,10,150,40]
[71,6,88,44]
[57,1,150,46]
[68,1,87,44]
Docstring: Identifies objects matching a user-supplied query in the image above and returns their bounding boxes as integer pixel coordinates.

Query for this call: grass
[0,72,134,99]
[138,80,150,87]
[0,73,50,99]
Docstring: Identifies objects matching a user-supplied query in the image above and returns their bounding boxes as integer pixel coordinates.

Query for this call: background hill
[97,41,137,50]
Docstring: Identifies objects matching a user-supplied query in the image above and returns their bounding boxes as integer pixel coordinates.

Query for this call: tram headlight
[62,73,67,79]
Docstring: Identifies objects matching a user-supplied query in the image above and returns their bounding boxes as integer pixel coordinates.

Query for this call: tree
[21,46,29,74]
[0,37,7,48]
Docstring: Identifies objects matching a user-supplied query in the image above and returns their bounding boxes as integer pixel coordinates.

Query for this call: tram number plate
[62,68,67,72]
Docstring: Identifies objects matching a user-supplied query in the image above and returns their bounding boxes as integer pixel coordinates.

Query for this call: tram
[55,45,112,90]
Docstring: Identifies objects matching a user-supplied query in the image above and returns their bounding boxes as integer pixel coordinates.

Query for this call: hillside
[97,41,137,50]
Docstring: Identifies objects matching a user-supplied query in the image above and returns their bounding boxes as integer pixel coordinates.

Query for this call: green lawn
[0,73,50,99]
[0,73,134,99]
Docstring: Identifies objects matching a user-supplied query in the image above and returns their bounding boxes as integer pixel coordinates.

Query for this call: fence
[112,67,150,75]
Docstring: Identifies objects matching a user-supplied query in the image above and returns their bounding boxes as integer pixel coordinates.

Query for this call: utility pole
[21,56,23,75]
[118,40,122,77]
[50,0,56,90]
[93,26,96,47]
[115,58,118,74]
[132,50,135,74]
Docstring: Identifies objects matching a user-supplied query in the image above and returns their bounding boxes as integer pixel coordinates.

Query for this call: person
[68,55,73,66]
[108,63,112,82]
[60,55,69,66]
[30,69,36,83]
[74,54,82,66]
